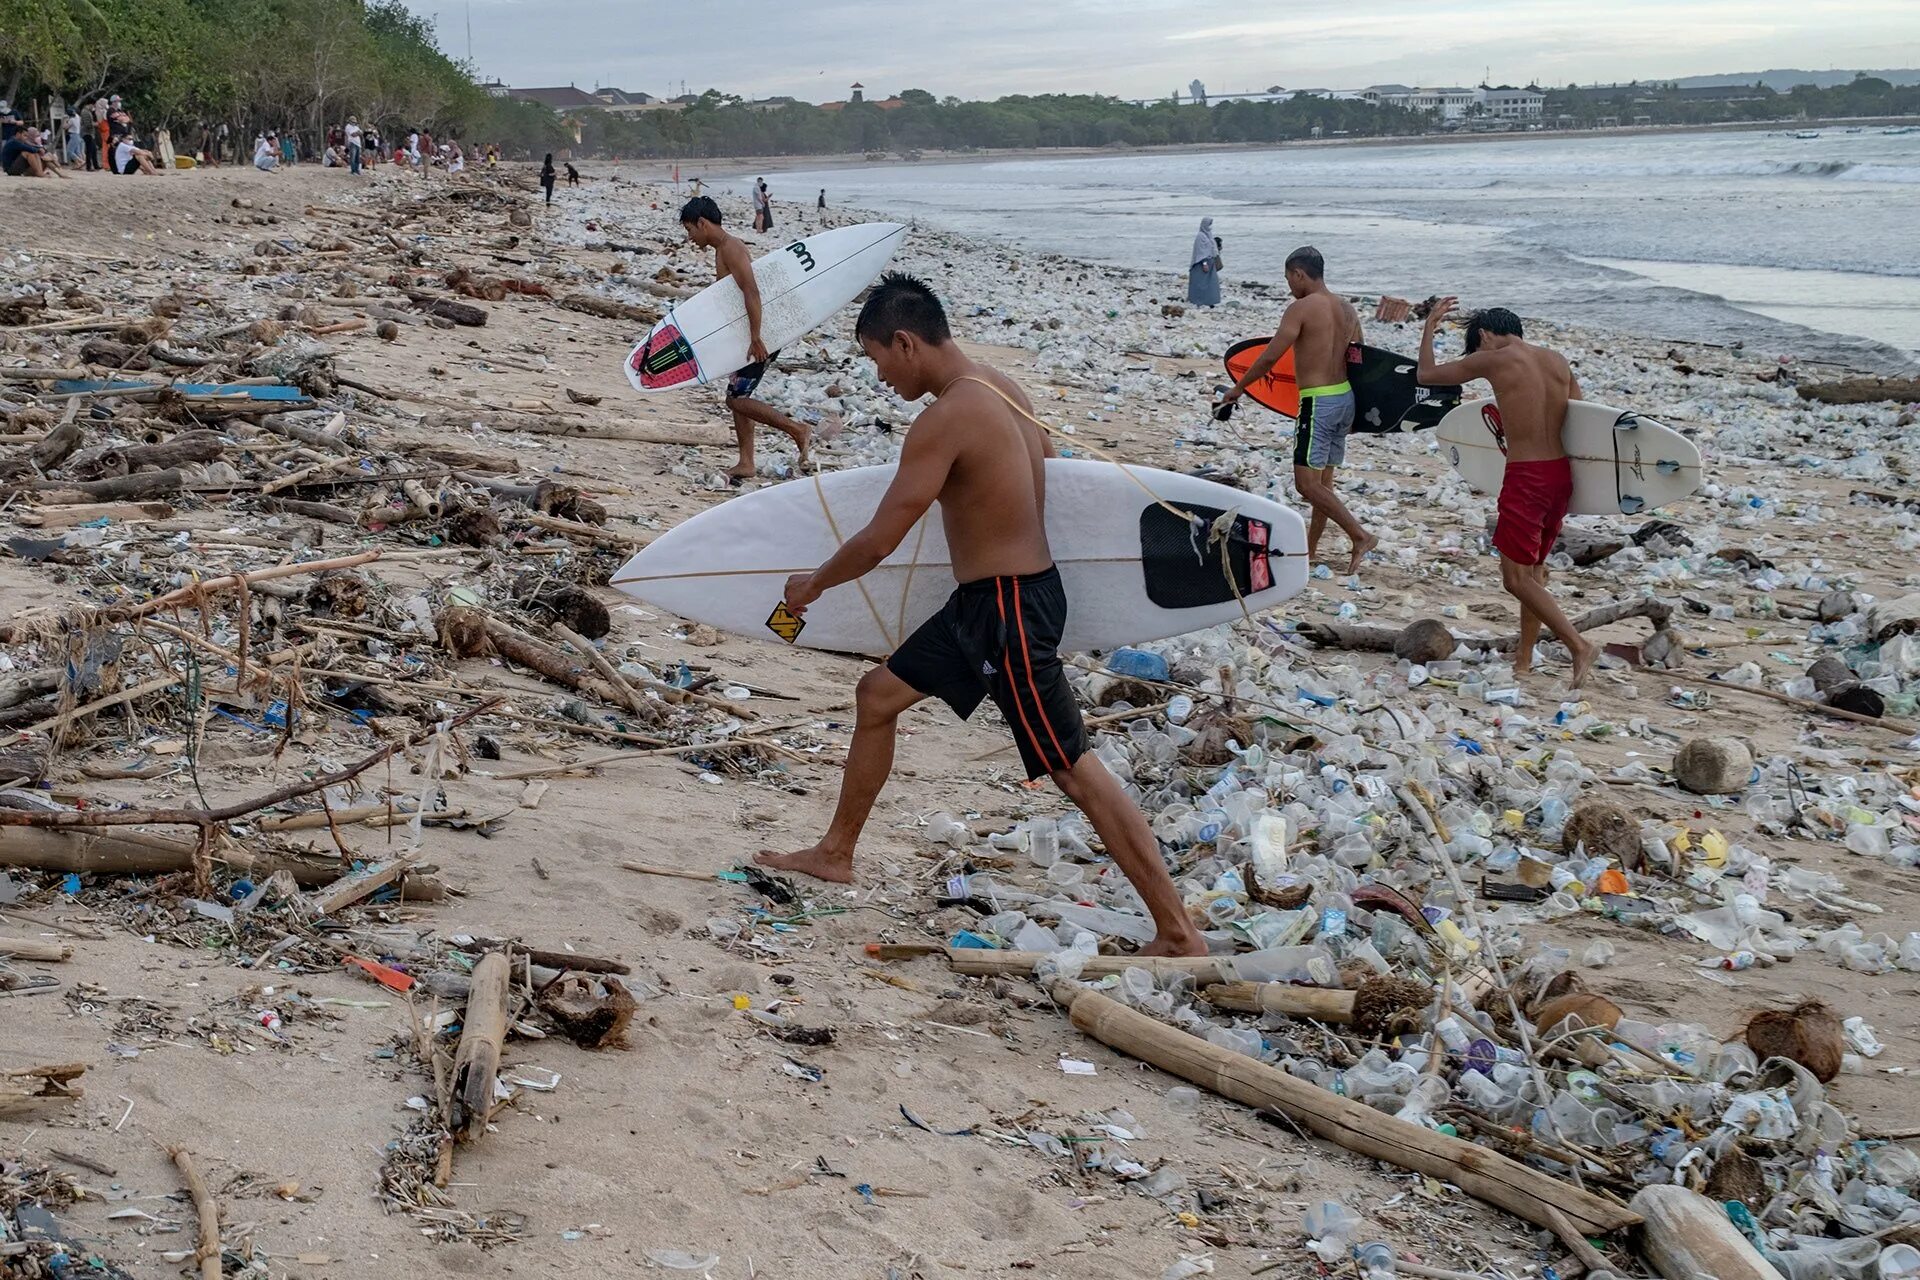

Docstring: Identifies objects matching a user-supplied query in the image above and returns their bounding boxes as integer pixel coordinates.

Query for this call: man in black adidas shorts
[677,195,811,482]
[757,273,1206,957]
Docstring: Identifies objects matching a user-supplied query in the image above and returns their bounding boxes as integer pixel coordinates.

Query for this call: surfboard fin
[1618,494,1646,514]
[1656,459,1681,475]
[1616,413,1642,431]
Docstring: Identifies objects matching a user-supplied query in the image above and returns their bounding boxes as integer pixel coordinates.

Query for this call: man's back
[1290,289,1359,389]
[1480,341,1576,463]
[927,370,1053,583]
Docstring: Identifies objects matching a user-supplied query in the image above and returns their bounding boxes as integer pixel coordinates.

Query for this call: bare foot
[1347,531,1378,575]
[1568,639,1598,689]
[725,461,756,484]
[791,421,812,469]
[754,844,854,884]
[1138,930,1210,958]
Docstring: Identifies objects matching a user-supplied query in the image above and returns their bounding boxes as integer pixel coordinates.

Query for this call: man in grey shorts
[1216,246,1376,573]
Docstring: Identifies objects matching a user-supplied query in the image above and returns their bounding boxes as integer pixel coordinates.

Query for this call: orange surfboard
[1223,337,1301,416]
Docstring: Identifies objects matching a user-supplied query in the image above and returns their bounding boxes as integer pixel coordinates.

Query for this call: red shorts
[1494,458,1574,566]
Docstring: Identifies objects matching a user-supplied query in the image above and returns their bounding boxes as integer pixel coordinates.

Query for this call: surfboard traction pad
[1138,502,1272,609]
[631,321,699,389]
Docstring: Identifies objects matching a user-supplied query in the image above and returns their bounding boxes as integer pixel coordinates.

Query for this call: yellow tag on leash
[765,601,805,644]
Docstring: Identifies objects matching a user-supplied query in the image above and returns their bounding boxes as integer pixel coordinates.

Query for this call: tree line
[0,0,568,155]
[1544,74,1920,126]
[584,90,1426,158]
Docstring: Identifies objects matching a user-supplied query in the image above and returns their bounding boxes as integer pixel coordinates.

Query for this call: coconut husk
[446,505,502,547]
[1093,677,1161,710]
[436,607,492,659]
[1531,992,1623,1037]
[536,974,636,1049]
[1180,706,1254,767]
[1350,975,1434,1038]
[1743,1000,1844,1083]
[1704,1144,1767,1210]
[1245,861,1311,911]
[305,574,370,618]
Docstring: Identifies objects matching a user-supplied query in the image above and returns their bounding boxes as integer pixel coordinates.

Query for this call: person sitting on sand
[757,272,1207,957]
[677,195,811,482]
[253,133,278,171]
[1215,246,1376,573]
[113,133,158,175]
[3,127,67,178]
[1417,299,1598,688]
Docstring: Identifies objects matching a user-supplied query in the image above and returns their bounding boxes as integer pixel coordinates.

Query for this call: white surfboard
[624,222,907,393]
[610,459,1308,656]
[1437,398,1703,516]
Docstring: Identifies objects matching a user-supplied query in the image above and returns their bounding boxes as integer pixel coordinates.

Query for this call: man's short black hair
[854,271,951,346]
[1284,246,1325,279]
[679,195,722,225]
[1464,306,1523,354]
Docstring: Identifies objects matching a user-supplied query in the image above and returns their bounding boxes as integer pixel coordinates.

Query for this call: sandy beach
[1,160,1917,1280]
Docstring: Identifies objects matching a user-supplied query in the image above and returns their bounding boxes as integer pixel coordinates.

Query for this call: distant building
[1676,83,1776,102]
[477,79,510,99]
[1476,84,1546,120]
[1189,79,1207,105]
[508,85,604,111]
[850,82,865,104]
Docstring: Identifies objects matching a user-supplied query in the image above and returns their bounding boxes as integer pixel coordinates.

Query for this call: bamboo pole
[868,943,1235,984]
[165,1144,223,1280]
[451,952,510,1141]
[1049,982,1638,1239]
[1202,981,1357,1021]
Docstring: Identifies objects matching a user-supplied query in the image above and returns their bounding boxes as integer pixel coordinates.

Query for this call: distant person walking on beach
[345,117,362,174]
[679,195,812,481]
[1216,246,1374,573]
[539,153,556,205]
[753,178,774,232]
[564,161,579,186]
[93,101,110,173]
[817,188,827,222]
[62,109,82,165]
[1187,217,1221,307]
[1417,300,1597,688]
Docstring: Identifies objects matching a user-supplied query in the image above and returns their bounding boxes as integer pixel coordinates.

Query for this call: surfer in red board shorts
[1417,299,1598,689]
[756,273,1206,957]
[678,196,811,481]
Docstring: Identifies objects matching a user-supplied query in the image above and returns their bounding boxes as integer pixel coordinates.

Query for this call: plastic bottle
[1107,647,1170,681]
[1304,1199,1360,1253]
[1354,1241,1397,1278]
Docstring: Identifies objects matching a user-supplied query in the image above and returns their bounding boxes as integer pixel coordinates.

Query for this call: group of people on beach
[675,190,1597,957]
[2,94,159,178]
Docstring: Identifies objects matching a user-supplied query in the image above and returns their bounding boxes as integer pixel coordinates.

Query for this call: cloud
[426,0,1920,102]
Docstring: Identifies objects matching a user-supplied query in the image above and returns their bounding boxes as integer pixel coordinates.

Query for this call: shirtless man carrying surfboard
[1215,246,1376,574]
[1417,298,1598,688]
[757,273,1207,957]
[679,196,811,481]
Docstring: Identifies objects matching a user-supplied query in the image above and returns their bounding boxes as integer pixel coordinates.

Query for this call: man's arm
[719,239,769,362]
[1220,309,1304,404]
[1417,297,1496,386]
[784,414,956,614]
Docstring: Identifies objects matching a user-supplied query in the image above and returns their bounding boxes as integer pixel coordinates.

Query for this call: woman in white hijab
[1187,217,1221,307]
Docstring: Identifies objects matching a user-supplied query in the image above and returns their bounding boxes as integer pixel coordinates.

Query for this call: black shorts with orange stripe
[886,566,1088,781]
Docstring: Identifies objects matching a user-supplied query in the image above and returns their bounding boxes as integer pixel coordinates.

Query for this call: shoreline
[653,113,1920,179]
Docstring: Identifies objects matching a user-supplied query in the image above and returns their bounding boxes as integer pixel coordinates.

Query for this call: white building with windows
[1476,84,1546,120]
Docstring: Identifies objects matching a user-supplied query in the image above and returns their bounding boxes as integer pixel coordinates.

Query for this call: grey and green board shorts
[1293,388,1355,468]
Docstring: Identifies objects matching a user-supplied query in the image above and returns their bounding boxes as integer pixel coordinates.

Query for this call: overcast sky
[414,0,1920,102]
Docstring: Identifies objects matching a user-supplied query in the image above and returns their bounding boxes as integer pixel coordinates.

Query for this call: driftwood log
[0,1063,86,1117]
[165,1144,224,1280]
[1795,376,1920,406]
[559,293,660,325]
[0,826,447,899]
[1631,1185,1784,1280]
[7,468,187,503]
[406,290,488,327]
[1297,596,1675,656]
